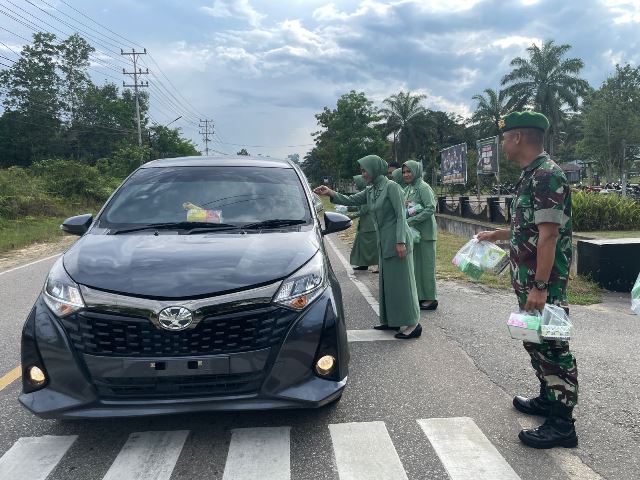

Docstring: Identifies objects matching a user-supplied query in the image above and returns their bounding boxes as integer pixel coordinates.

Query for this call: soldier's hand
[524,288,547,312]
[396,243,407,259]
[476,230,496,242]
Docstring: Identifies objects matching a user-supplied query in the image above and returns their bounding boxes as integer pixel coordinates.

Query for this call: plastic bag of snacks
[408,226,421,244]
[186,208,223,223]
[507,311,542,343]
[632,273,640,315]
[334,205,349,215]
[406,202,424,217]
[452,238,509,280]
[540,304,572,341]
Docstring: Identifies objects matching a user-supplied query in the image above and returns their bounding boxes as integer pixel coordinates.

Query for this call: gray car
[19,155,352,418]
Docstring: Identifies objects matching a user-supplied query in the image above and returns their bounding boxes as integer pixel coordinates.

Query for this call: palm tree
[380,91,428,163]
[470,88,508,137]
[501,40,590,155]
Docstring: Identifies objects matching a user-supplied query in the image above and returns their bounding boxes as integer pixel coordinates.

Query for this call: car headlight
[42,258,85,317]
[274,251,326,310]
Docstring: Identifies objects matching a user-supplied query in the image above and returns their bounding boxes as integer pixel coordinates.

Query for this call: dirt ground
[0,236,76,272]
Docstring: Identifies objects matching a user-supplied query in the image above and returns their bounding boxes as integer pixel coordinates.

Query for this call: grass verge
[0,217,68,253]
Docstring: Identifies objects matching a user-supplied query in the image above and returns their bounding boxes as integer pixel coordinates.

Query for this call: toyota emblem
[158,307,193,331]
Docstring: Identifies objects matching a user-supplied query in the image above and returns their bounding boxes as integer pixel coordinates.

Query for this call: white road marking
[222,426,290,480]
[102,430,189,480]
[325,236,379,316]
[0,253,60,276]
[347,329,398,342]
[329,421,408,480]
[0,435,77,480]
[418,417,520,480]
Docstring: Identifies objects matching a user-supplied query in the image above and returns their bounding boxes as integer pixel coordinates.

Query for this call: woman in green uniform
[314,155,421,339]
[391,167,405,186]
[402,160,438,310]
[349,175,378,271]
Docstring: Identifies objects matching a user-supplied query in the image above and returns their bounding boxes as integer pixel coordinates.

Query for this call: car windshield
[98,166,311,228]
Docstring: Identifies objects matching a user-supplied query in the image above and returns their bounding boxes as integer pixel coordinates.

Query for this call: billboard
[440,143,467,185]
[476,136,499,175]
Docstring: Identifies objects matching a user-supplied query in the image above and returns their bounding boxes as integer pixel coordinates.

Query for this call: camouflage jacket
[509,153,573,307]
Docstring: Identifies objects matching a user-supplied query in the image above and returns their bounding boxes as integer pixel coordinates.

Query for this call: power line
[58,0,145,50]
[0,4,125,73]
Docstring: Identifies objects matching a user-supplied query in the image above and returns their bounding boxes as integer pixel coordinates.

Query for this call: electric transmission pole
[199,119,214,156]
[122,48,149,147]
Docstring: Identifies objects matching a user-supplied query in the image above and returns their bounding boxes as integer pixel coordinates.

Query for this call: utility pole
[622,139,627,197]
[199,119,214,156]
[121,48,149,148]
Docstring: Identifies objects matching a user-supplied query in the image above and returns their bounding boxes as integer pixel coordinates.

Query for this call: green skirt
[413,240,437,300]
[378,253,420,327]
[350,230,378,266]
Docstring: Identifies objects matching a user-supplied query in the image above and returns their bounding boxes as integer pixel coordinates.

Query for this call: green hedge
[0,158,122,220]
[572,191,640,231]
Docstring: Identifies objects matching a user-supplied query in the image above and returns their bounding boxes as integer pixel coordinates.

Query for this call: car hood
[63,230,320,298]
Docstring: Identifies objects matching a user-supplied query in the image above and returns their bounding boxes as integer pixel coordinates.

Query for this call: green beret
[499,111,549,133]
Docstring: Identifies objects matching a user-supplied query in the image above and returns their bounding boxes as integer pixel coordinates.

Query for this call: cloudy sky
[1,0,639,159]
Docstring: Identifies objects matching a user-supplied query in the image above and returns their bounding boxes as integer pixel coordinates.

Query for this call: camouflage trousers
[523,340,578,407]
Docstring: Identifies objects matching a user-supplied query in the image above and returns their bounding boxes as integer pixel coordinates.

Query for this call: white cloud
[602,0,640,23]
[491,35,541,50]
[201,0,265,26]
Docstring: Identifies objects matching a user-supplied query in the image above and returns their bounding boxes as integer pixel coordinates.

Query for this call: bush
[572,191,640,231]
[30,158,119,203]
[0,166,65,219]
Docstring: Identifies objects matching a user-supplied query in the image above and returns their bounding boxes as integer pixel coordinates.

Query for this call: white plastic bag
[407,226,421,244]
[540,304,572,341]
[632,273,640,315]
[334,205,348,215]
[452,238,509,280]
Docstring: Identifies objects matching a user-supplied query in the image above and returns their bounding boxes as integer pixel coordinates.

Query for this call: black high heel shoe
[373,324,399,331]
[420,300,438,311]
[394,324,422,339]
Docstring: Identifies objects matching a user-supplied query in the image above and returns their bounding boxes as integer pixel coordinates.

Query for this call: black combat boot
[518,403,578,449]
[513,382,553,416]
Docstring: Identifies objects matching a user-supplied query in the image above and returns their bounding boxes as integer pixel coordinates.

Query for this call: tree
[237,148,250,155]
[0,32,62,164]
[308,91,386,182]
[470,88,509,137]
[501,40,590,155]
[380,91,428,163]
[149,125,200,160]
[287,153,300,164]
[59,33,94,124]
[577,64,640,182]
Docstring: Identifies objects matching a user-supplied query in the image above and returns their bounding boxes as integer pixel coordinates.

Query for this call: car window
[98,166,310,227]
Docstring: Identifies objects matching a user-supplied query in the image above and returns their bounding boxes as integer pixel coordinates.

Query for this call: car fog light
[315,355,336,376]
[28,366,46,386]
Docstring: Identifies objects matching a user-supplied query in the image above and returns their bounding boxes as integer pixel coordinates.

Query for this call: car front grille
[93,371,265,399]
[60,306,298,357]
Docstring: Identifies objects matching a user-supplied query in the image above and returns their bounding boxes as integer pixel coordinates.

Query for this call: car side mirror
[313,193,324,213]
[322,211,351,236]
[61,214,93,236]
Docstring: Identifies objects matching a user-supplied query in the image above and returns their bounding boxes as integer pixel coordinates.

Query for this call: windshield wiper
[242,219,307,230]
[111,222,240,235]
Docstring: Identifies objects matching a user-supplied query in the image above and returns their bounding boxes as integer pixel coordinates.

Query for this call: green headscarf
[357,155,388,182]
[353,174,367,191]
[391,167,404,185]
[404,160,423,186]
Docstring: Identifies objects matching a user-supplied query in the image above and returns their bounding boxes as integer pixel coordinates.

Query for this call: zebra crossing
[0,417,521,480]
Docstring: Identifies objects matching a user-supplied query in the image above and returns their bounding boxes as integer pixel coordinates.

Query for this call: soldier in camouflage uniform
[478,111,578,449]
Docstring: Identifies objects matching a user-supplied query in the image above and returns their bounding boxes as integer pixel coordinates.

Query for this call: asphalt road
[0,235,638,479]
